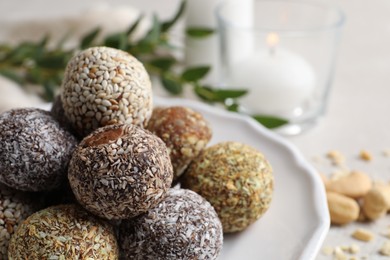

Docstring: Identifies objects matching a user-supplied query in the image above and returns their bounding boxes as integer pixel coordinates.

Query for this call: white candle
[229,33,316,114]
[185,0,253,84]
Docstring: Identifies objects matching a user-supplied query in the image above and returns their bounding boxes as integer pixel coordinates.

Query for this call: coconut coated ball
[182,141,274,233]
[119,188,223,260]
[8,204,119,259]
[68,123,173,220]
[61,46,153,137]
[0,108,78,191]
[147,106,212,181]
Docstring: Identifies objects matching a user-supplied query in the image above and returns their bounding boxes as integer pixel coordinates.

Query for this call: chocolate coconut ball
[120,188,223,260]
[147,106,212,181]
[8,204,119,259]
[182,141,274,233]
[68,123,173,220]
[61,46,153,137]
[0,108,78,191]
[0,184,42,259]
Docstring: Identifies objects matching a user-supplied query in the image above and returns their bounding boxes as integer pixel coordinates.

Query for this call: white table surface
[1,0,390,259]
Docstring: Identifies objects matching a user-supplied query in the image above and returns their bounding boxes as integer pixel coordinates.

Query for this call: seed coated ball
[120,188,223,260]
[182,141,274,233]
[8,204,119,260]
[147,106,212,181]
[0,108,78,192]
[0,184,42,259]
[61,46,153,137]
[68,123,173,220]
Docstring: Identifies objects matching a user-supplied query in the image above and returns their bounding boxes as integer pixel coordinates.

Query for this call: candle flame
[266,32,279,48]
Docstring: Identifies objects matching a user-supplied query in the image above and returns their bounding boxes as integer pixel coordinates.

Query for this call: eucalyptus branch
[0,0,287,129]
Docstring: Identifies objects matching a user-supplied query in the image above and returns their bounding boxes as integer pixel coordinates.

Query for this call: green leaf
[252,115,289,129]
[36,54,68,69]
[214,88,248,99]
[80,27,101,49]
[226,103,239,112]
[26,67,43,84]
[127,14,144,36]
[186,27,215,38]
[161,74,183,94]
[181,66,210,82]
[140,15,161,45]
[131,41,154,54]
[6,43,37,64]
[162,0,187,32]
[194,85,215,101]
[148,57,176,71]
[42,80,58,102]
[104,33,127,50]
[194,85,247,102]
[0,69,24,85]
[38,35,49,48]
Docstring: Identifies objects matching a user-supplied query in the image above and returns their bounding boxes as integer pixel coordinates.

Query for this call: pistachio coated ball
[182,141,274,233]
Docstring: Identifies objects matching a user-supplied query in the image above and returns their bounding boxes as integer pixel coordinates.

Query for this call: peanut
[327,192,360,225]
[379,240,390,256]
[327,150,346,166]
[359,150,372,161]
[326,171,372,199]
[362,184,390,220]
[351,228,374,242]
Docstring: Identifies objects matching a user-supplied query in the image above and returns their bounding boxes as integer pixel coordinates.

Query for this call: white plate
[40,96,328,259]
[154,96,329,260]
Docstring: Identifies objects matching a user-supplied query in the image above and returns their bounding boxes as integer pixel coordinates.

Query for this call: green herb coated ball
[181,141,274,233]
[8,204,119,259]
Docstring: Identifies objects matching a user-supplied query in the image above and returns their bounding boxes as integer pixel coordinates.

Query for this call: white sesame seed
[102,100,111,107]
[112,77,122,84]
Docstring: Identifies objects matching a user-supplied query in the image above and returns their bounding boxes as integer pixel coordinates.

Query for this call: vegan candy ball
[0,184,42,259]
[182,141,274,233]
[120,188,223,260]
[68,124,173,220]
[147,106,212,181]
[61,46,153,137]
[0,108,78,191]
[8,204,119,259]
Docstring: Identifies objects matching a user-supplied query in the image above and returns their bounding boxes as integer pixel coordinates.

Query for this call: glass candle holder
[216,0,345,135]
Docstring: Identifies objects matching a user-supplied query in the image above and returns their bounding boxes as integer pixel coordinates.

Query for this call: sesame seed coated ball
[0,184,42,259]
[68,123,173,220]
[147,106,212,181]
[0,108,78,192]
[119,188,223,260]
[182,141,274,233]
[61,46,153,137]
[8,204,119,260]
